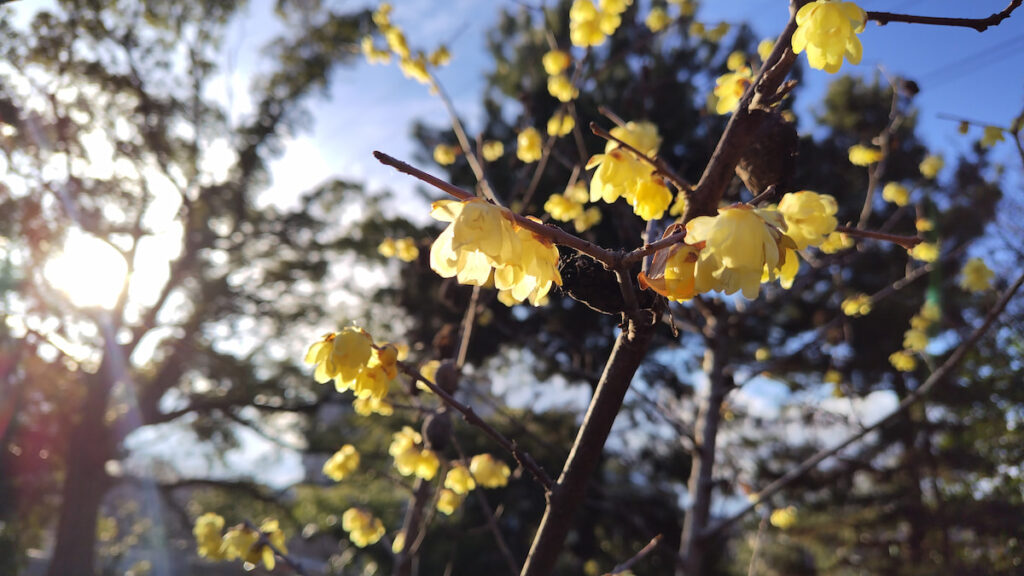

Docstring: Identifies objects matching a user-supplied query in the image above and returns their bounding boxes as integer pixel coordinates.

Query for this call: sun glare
[44,229,129,309]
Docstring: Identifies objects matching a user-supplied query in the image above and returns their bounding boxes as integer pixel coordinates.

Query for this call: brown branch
[374,151,616,266]
[700,270,1024,541]
[397,362,554,491]
[836,225,921,251]
[621,230,686,268]
[867,0,1022,32]
[520,314,656,576]
[428,74,500,204]
[606,534,662,575]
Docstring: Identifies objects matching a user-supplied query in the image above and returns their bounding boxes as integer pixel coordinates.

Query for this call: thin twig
[456,285,481,369]
[590,122,693,193]
[836,225,921,251]
[429,74,500,204]
[700,270,1024,541]
[867,0,1022,32]
[398,362,554,491]
[606,534,663,575]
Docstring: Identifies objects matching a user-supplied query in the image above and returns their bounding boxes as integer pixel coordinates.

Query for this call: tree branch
[700,270,1024,541]
[867,1,1022,32]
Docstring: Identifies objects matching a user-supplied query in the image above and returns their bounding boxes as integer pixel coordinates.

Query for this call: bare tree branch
[867,1,1022,32]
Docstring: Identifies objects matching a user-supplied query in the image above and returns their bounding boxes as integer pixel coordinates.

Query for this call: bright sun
[44,228,129,310]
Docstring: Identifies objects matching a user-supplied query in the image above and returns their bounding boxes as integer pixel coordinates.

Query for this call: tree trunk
[678,313,730,576]
[47,358,115,576]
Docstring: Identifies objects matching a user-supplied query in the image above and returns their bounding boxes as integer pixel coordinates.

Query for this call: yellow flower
[848,144,882,166]
[444,463,477,495]
[430,198,516,285]
[688,21,705,38]
[903,328,928,352]
[841,293,871,317]
[706,22,730,42]
[669,191,688,217]
[755,347,771,361]
[470,454,511,488]
[547,74,579,102]
[980,125,1005,148]
[398,54,430,84]
[570,0,606,47]
[419,359,441,391]
[726,51,746,71]
[193,513,225,560]
[792,0,866,74]
[824,369,842,384]
[915,218,933,233]
[353,396,394,416]
[372,3,392,27]
[881,182,909,206]
[360,36,391,65]
[638,243,700,302]
[586,148,649,204]
[545,192,584,222]
[493,222,563,305]
[632,178,672,221]
[819,231,853,254]
[433,144,458,166]
[574,206,602,232]
[428,45,451,67]
[757,38,775,62]
[609,121,661,156]
[771,246,800,289]
[221,525,261,565]
[777,191,838,249]
[304,328,373,384]
[342,508,385,548]
[713,67,753,115]
[394,237,419,262]
[919,154,943,179]
[686,205,789,299]
[909,242,939,263]
[920,301,941,323]
[323,444,360,481]
[960,257,994,292]
[436,489,464,516]
[517,127,543,163]
[770,506,798,530]
[482,140,504,162]
[385,27,410,58]
[542,49,571,76]
[646,7,672,32]
[547,111,576,137]
[415,449,440,480]
[565,181,589,204]
[378,237,396,258]
[889,350,916,372]
[391,530,406,553]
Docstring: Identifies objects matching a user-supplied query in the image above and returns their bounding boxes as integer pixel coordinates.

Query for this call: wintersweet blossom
[323,444,360,481]
[193,513,225,560]
[770,506,798,530]
[980,126,1005,148]
[436,489,464,515]
[638,242,700,302]
[545,191,585,222]
[882,182,909,206]
[547,111,576,137]
[960,257,994,292]
[646,7,671,32]
[713,67,752,115]
[517,127,543,163]
[841,293,872,317]
[757,39,775,62]
[444,463,477,495]
[433,144,457,165]
[889,350,916,372]
[542,49,571,76]
[791,0,866,74]
[470,454,512,488]
[919,154,943,179]
[903,329,928,352]
[481,140,504,161]
[632,178,672,221]
[547,74,579,102]
[342,508,385,548]
[909,242,939,263]
[305,328,372,384]
[569,0,606,47]
[819,231,853,254]
[848,144,882,166]
[686,205,791,299]
[777,191,838,249]
[726,51,746,71]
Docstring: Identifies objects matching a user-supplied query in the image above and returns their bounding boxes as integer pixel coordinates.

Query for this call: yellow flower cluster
[323,444,360,482]
[909,241,939,263]
[444,463,477,494]
[304,327,398,402]
[436,489,464,516]
[342,508,385,548]
[848,144,882,166]
[587,120,674,221]
[470,453,512,488]
[713,67,753,115]
[542,50,571,76]
[980,126,1005,148]
[429,198,562,305]
[640,192,837,301]
[646,7,671,32]
[770,506,798,530]
[791,0,866,74]
[569,0,632,48]
[193,514,287,570]
[547,111,576,137]
[379,236,419,262]
[544,182,603,233]
[890,301,941,372]
[881,182,909,207]
[960,257,994,292]
[548,74,579,103]
[517,127,543,163]
[841,293,872,317]
[819,231,853,254]
[361,3,450,85]
[390,426,440,480]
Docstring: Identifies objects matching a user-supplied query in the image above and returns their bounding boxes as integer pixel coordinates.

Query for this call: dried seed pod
[422,411,452,451]
[735,109,798,196]
[435,360,459,395]
[558,248,656,314]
